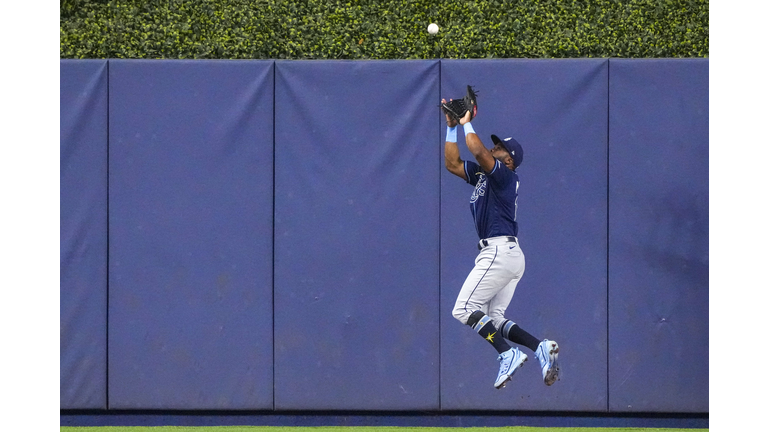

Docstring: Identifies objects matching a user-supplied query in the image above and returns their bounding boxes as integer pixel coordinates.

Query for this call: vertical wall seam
[105,58,110,410]
[437,59,442,412]
[271,61,277,411]
[605,58,611,413]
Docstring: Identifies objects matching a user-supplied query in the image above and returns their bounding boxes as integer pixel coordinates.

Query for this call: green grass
[60,427,709,432]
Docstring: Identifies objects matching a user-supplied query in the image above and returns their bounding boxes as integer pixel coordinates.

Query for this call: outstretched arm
[443,99,467,180]
[459,110,496,173]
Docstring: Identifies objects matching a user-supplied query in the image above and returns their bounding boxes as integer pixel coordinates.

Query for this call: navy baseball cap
[491,135,524,169]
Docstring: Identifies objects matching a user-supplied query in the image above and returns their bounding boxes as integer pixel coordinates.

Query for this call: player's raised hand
[442,99,459,127]
[459,108,473,126]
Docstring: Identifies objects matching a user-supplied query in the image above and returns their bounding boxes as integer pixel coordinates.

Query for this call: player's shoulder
[464,160,483,178]
[489,160,517,181]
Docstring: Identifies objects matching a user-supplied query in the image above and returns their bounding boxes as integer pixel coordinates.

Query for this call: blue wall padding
[440,59,609,411]
[60,58,708,414]
[107,60,275,409]
[608,59,708,412]
[273,60,441,410]
[60,59,109,409]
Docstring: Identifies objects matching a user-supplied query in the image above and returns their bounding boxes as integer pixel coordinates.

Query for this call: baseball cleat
[494,347,527,389]
[535,339,560,386]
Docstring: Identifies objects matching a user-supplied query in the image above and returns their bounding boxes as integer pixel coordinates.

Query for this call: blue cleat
[535,339,560,386]
[494,347,527,389]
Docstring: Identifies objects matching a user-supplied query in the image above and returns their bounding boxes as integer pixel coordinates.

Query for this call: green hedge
[60,0,708,59]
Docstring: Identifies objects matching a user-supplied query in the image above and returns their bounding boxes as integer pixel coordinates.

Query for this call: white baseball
[428,23,439,35]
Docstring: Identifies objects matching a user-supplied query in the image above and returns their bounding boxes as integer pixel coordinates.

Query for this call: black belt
[478,236,517,250]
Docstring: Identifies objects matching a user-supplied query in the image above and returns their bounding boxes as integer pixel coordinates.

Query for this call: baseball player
[442,101,560,389]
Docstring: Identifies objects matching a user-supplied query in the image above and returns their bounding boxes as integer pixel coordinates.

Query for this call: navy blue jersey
[464,160,519,239]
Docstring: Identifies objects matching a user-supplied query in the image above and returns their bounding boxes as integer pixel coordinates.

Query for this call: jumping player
[442,101,560,389]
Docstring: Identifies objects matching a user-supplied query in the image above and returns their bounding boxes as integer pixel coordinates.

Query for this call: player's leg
[499,318,541,352]
[452,245,517,353]
[486,246,560,386]
[499,314,559,386]
[465,309,527,389]
[452,245,526,388]
[485,244,536,349]
[488,284,542,353]
[497,317,560,385]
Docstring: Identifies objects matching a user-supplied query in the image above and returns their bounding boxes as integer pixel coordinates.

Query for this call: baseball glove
[441,85,478,122]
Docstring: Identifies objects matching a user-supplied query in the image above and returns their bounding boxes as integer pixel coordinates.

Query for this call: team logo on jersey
[470,174,487,203]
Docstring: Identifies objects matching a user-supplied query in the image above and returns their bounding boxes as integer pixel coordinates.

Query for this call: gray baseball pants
[452,236,525,329]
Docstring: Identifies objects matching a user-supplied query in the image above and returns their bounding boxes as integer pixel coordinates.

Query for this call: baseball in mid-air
[428,23,439,35]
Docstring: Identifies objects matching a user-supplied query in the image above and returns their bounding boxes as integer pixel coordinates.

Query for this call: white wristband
[463,122,475,136]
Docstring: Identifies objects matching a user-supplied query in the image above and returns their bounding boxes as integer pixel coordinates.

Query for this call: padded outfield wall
[61,59,708,416]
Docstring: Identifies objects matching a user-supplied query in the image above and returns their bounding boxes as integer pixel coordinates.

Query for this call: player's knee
[490,315,507,331]
[465,310,487,329]
[452,307,467,324]
[452,307,474,325]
